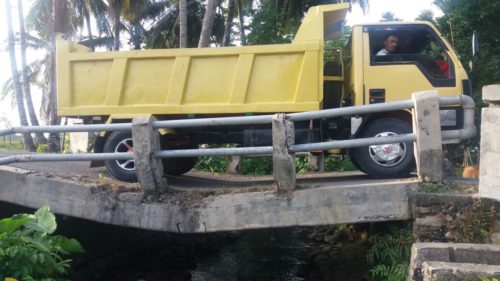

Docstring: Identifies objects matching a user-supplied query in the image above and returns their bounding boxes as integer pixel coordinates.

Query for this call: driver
[377,34,399,56]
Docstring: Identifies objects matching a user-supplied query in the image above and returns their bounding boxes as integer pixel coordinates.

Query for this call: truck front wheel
[352,118,415,178]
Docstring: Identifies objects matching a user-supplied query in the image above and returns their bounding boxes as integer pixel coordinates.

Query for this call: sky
[0,0,444,127]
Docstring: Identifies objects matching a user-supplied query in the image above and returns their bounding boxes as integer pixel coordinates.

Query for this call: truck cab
[340,22,469,177]
[346,22,470,107]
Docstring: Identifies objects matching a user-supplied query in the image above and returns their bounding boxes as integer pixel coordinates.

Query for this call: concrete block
[412,91,443,182]
[409,242,500,281]
[422,262,500,281]
[479,107,500,199]
[483,84,500,105]
[132,115,167,200]
[272,113,296,191]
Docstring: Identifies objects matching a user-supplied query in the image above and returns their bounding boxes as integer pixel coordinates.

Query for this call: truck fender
[353,109,412,137]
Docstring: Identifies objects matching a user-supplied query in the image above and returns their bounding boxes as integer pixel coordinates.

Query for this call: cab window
[367,25,455,87]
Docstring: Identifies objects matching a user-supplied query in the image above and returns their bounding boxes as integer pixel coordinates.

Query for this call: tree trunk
[179,0,188,48]
[236,0,246,45]
[198,0,218,48]
[222,0,235,46]
[83,0,95,51]
[113,1,122,50]
[47,0,67,152]
[18,0,47,145]
[5,0,35,151]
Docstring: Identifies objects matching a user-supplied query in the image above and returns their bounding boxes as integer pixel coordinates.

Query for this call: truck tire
[103,131,137,182]
[352,118,415,178]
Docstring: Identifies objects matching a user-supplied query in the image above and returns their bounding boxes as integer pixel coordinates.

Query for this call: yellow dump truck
[56,3,471,181]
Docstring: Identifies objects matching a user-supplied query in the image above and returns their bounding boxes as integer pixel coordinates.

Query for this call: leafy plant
[194,156,230,173]
[0,206,84,281]
[367,227,413,281]
[36,144,48,153]
[324,157,356,172]
[240,157,273,175]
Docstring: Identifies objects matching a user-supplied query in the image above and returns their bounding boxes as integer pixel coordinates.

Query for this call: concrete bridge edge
[0,166,417,233]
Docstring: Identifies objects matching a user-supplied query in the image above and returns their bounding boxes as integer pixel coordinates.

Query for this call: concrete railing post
[132,115,168,200]
[272,113,296,191]
[412,91,443,182]
[479,85,500,200]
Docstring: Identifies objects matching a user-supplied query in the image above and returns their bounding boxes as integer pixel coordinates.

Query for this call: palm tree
[18,0,47,145]
[198,0,218,47]
[179,0,188,48]
[222,0,235,46]
[5,0,35,151]
[109,0,123,50]
[236,0,246,45]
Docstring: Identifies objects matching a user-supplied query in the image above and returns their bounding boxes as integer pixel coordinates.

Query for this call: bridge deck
[0,162,417,233]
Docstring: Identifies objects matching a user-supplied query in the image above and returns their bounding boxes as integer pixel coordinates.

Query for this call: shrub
[0,206,84,281]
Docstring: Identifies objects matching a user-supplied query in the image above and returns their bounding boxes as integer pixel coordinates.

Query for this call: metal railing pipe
[289,100,414,121]
[153,115,273,129]
[0,152,133,165]
[0,123,132,137]
[154,146,273,158]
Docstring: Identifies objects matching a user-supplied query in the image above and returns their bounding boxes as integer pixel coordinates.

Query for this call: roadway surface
[1,152,416,190]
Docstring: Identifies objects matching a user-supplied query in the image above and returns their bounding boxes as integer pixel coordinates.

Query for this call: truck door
[362,25,457,104]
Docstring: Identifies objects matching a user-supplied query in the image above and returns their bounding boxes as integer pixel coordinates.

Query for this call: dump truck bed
[56,40,323,117]
[56,4,350,118]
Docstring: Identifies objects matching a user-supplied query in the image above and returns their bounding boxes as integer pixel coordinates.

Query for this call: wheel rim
[368,132,407,167]
[114,138,135,171]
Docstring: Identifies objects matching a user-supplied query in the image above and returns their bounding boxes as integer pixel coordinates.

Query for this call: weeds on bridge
[194,155,355,175]
[0,206,84,281]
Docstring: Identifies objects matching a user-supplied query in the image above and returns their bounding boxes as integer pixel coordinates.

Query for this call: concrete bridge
[0,163,417,233]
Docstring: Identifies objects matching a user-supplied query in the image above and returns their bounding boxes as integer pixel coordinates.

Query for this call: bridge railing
[0,91,475,198]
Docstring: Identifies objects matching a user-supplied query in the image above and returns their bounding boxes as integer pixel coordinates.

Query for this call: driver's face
[384,36,399,53]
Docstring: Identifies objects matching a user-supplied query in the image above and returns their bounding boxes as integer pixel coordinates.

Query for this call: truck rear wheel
[352,118,415,178]
[104,131,137,182]
[103,131,197,182]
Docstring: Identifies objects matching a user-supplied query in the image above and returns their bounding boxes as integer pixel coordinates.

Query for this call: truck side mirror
[472,31,479,56]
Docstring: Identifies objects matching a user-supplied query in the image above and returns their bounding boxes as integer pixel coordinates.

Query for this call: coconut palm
[198,0,218,47]
[222,0,235,46]
[5,0,35,151]
[17,0,47,145]
[108,0,149,50]
[180,0,188,48]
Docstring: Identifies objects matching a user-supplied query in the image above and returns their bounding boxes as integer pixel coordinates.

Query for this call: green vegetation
[367,227,413,281]
[0,139,24,152]
[480,277,499,281]
[0,206,84,281]
[194,155,356,175]
[418,182,458,194]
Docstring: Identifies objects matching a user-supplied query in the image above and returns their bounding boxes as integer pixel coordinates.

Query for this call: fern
[367,227,413,281]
